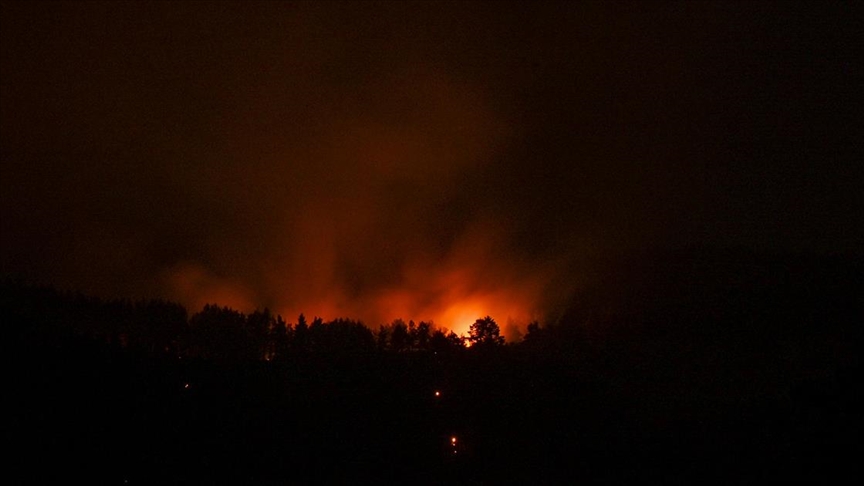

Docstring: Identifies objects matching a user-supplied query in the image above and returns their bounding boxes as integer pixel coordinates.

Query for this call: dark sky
[1,0,860,335]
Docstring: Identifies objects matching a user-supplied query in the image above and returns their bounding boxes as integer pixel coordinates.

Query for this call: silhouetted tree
[293,313,309,353]
[268,314,290,361]
[415,321,432,350]
[319,318,376,355]
[389,319,409,352]
[430,328,465,353]
[522,320,543,344]
[446,331,465,349]
[308,316,325,351]
[189,304,249,361]
[468,316,504,347]
[247,308,274,360]
[376,324,390,351]
[407,320,417,349]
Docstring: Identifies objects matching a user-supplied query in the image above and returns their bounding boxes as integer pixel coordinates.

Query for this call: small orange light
[184,383,189,389]
[451,437,457,445]
[434,391,440,397]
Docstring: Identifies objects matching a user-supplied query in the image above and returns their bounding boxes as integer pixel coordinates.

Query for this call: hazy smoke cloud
[157,63,571,337]
[3,2,859,340]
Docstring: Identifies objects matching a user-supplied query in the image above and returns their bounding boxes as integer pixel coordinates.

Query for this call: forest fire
[2,1,857,483]
[136,59,576,342]
[164,226,563,340]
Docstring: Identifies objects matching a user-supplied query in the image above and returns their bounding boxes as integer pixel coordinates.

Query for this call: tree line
[3,279,529,363]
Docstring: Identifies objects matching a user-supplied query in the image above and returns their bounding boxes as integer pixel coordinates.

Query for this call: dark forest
[2,1,862,483]
[5,248,860,484]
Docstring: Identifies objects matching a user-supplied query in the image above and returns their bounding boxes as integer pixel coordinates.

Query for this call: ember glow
[266,257,554,340]
[157,122,573,339]
[4,1,852,340]
[158,219,566,339]
[138,57,574,340]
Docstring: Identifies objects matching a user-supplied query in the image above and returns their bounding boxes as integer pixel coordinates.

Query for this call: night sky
[1,1,860,335]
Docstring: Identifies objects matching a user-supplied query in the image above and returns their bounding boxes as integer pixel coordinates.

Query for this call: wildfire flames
[150,68,578,341]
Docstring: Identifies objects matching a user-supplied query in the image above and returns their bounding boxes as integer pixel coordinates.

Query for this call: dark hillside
[4,249,861,484]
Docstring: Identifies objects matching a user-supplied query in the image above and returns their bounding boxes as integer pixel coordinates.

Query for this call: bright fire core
[169,234,554,341]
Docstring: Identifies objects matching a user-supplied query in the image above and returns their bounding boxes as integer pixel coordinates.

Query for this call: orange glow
[164,263,255,315]
[451,436,457,445]
[169,251,558,340]
[440,301,488,337]
[434,391,440,397]
[157,71,577,339]
[266,261,550,341]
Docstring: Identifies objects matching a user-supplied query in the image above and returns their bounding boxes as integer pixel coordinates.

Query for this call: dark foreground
[5,250,861,484]
[8,349,859,485]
